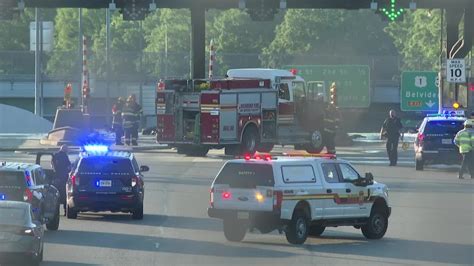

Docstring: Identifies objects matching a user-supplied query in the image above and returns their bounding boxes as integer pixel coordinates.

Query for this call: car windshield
[0,207,28,226]
[0,172,25,187]
[425,120,464,134]
[215,163,274,188]
[78,157,134,174]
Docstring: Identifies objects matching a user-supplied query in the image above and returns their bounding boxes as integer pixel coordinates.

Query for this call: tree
[385,10,443,71]
[208,9,281,75]
[46,9,104,79]
[261,9,397,68]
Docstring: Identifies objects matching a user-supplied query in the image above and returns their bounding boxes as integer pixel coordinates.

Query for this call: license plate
[99,180,112,187]
[0,194,5,200]
[237,211,249,220]
[442,138,452,145]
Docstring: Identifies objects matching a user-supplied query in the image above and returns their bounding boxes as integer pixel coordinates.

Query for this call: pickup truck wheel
[285,210,309,245]
[415,157,424,171]
[46,204,60,231]
[66,204,77,219]
[223,218,247,242]
[241,127,259,155]
[361,210,388,239]
[308,225,325,237]
[305,130,324,154]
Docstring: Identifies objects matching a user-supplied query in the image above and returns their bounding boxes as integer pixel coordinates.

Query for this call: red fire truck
[155,69,326,156]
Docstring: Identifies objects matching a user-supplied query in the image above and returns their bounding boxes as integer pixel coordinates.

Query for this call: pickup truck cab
[208,155,390,244]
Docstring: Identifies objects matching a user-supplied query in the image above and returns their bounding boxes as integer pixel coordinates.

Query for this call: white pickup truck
[208,155,391,244]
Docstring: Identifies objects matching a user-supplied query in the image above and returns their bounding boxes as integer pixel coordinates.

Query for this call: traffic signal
[329,82,337,106]
[375,0,405,22]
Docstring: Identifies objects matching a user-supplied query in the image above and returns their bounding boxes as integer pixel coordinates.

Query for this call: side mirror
[365,172,374,181]
[140,165,150,172]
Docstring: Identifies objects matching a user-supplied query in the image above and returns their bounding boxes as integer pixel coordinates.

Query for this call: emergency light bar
[83,145,109,154]
[427,110,465,118]
[282,152,337,159]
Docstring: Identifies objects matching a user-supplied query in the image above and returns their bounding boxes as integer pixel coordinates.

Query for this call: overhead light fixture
[280,0,287,9]
[370,1,378,10]
[409,1,416,10]
[149,1,157,11]
[238,0,246,10]
[109,1,116,11]
[18,0,25,10]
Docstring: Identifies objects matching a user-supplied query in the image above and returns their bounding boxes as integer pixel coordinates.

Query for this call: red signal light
[222,191,231,199]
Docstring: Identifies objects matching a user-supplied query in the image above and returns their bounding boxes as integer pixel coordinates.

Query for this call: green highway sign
[285,65,370,108]
[401,71,438,112]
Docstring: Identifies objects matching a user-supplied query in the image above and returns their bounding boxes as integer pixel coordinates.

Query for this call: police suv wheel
[308,225,325,237]
[415,157,424,171]
[132,203,144,220]
[286,210,309,245]
[223,218,247,242]
[361,210,388,239]
[46,204,60,231]
[66,205,77,219]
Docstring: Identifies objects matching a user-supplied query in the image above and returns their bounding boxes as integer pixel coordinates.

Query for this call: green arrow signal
[381,0,404,21]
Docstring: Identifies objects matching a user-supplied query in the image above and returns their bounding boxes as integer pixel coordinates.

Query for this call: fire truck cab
[156,68,326,156]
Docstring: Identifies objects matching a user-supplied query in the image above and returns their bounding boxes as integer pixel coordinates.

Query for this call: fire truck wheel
[176,146,188,154]
[225,145,240,156]
[257,143,274,153]
[241,126,259,155]
[305,130,324,154]
[187,146,209,157]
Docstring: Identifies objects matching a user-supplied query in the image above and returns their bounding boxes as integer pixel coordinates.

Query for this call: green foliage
[261,9,396,68]
[385,10,443,71]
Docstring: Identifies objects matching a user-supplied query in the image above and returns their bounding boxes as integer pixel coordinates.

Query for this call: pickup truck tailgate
[212,185,274,211]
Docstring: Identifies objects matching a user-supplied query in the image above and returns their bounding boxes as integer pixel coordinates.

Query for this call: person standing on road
[380,109,403,166]
[112,97,125,145]
[323,104,341,154]
[51,145,71,216]
[454,120,474,179]
[122,95,142,146]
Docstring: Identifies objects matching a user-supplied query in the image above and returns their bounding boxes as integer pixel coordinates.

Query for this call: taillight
[210,187,214,207]
[23,188,33,202]
[222,191,232,200]
[417,133,425,145]
[71,175,80,187]
[131,176,139,187]
[273,191,283,211]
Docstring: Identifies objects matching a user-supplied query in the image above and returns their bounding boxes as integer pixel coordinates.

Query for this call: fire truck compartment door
[220,94,238,141]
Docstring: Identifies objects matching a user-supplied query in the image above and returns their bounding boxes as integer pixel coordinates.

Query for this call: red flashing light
[469,83,474,92]
[244,154,251,160]
[254,154,262,160]
[273,191,283,210]
[157,80,165,91]
[222,191,232,200]
[264,154,272,161]
[290,68,298,75]
[71,175,79,187]
[23,188,33,202]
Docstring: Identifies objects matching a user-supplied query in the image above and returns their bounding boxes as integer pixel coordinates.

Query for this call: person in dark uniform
[323,104,341,154]
[380,109,403,166]
[122,95,142,146]
[112,97,125,145]
[51,145,71,215]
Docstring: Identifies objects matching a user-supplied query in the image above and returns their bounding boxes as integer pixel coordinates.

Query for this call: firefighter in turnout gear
[454,120,474,179]
[322,104,340,154]
[112,97,125,145]
[122,95,142,146]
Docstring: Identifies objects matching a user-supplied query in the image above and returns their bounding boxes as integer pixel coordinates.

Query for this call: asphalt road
[0,145,473,266]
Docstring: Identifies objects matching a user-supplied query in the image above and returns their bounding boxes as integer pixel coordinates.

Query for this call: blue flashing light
[84,145,109,154]
[0,194,5,200]
[95,181,100,187]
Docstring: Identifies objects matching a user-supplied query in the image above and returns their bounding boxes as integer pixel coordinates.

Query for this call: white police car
[208,154,390,244]
[414,111,466,170]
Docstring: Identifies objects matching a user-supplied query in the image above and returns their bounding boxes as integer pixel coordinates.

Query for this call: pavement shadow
[41,262,99,266]
[75,213,222,232]
[310,236,473,265]
[44,230,296,258]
